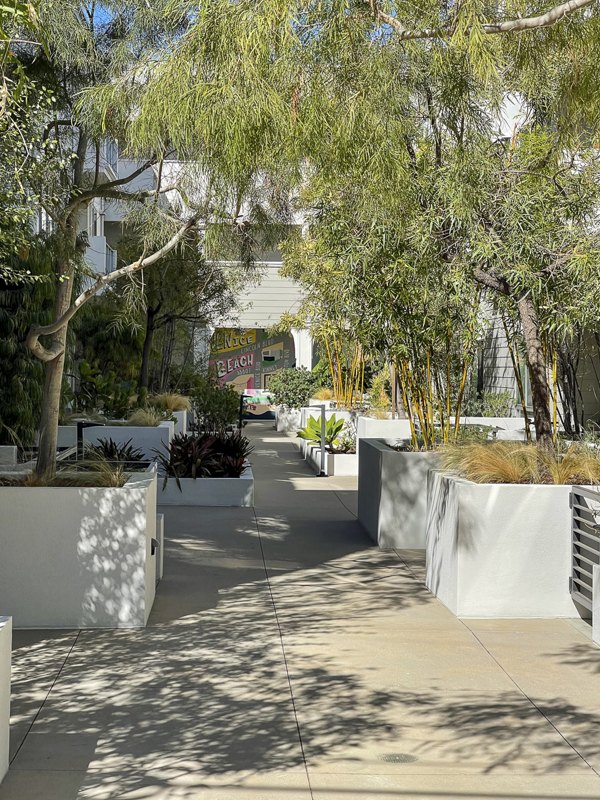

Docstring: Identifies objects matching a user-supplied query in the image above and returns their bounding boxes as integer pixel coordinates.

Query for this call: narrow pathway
[2,423,600,799]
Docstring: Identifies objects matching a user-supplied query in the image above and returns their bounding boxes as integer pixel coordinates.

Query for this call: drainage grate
[380,754,418,764]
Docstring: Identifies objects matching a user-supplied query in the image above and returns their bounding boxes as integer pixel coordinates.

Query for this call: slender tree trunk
[36,259,75,477]
[517,294,553,449]
[138,307,156,392]
[159,318,175,392]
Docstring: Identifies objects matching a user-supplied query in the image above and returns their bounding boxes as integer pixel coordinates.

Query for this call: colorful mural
[210,328,295,392]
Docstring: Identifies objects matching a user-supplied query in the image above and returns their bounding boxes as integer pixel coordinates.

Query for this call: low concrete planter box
[158,466,254,507]
[0,470,158,628]
[0,616,10,783]
[358,439,438,549]
[275,407,302,433]
[83,421,174,461]
[425,471,591,618]
[306,446,358,476]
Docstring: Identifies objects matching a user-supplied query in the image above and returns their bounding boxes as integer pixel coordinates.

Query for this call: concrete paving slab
[309,773,600,799]
[0,768,86,799]
[2,424,600,799]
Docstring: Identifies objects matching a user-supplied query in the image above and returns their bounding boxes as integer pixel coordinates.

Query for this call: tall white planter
[172,410,188,435]
[358,440,438,549]
[425,471,586,618]
[356,418,413,450]
[83,421,174,461]
[0,616,10,784]
[0,470,158,628]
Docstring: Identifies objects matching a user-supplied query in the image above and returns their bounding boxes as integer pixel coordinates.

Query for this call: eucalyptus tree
[86,0,600,448]
[7,0,282,476]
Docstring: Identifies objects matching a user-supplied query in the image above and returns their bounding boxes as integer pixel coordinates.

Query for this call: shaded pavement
[2,423,600,799]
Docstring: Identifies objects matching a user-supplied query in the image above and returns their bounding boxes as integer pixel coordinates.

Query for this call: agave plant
[297,414,345,450]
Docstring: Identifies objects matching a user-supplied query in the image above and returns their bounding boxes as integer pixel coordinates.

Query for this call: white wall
[221,264,305,329]
[0,617,10,784]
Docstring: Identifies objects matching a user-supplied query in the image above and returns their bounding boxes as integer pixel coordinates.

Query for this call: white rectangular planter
[57,425,77,449]
[83,421,174,461]
[425,471,587,618]
[158,466,254,507]
[306,446,358,476]
[172,410,188,435]
[275,407,302,433]
[356,417,413,448]
[300,407,352,430]
[0,447,16,467]
[0,470,158,628]
[0,616,10,784]
[358,439,438,549]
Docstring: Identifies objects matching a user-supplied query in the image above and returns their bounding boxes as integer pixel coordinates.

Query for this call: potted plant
[426,441,600,618]
[82,407,175,460]
[0,458,159,628]
[148,393,191,434]
[298,414,358,476]
[156,431,254,506]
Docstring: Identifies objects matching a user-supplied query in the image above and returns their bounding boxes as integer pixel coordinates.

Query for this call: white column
[0,616,11,783]
[291,328,313,371]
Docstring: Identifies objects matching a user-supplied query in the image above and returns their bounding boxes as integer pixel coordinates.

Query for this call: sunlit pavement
[2,423,600,799]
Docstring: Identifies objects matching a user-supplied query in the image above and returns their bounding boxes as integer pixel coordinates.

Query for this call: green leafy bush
[190,374,240,431]
[462,390,514,418]
[268,368,317,409]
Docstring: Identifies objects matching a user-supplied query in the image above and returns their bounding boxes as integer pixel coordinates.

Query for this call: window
[87,200,105,237]
[105,245,117,274]
[104,138,119,173]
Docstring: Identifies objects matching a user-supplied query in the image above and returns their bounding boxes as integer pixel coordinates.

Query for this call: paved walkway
[2,423,600,799]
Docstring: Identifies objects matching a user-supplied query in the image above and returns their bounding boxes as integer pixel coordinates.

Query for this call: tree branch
[26,215,200,363]
[370,0,595,40]
[473,267,511,295]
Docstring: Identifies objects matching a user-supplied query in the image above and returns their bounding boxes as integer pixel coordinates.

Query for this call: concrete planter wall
[358,439,438,549]
[83,421,174,461]
[0,616,10,784]
[0,447,16,467]
[172,410,188,435]
[57,425,77,449]
[425,471,587,618]
[300,407,352,430]
[275,407,302,433]
[306,446,358,476]
[451,416,530,441]
[0,470,158,628]
[356,418,413,449]
[158,466,254,507]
